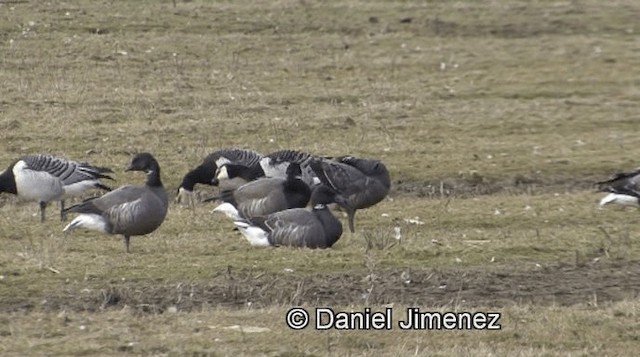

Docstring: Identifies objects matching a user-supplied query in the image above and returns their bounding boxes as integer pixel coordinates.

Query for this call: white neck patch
[217,166,229,180]
[313,204,326,210]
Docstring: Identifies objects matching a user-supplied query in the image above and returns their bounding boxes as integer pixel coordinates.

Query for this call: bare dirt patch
[6,260,639,314]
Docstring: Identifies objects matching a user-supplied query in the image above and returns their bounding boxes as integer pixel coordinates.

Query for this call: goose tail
[63,214,108,233]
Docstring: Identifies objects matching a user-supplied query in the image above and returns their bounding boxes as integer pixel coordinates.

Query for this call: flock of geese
[2,146,637,254]
[0,148,391,253]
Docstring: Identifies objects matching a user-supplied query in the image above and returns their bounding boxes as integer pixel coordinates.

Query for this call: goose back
[260,149,318,186]
[179,148,263,191]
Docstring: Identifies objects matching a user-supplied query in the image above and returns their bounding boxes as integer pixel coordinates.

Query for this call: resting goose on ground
[0,154,113,222]
[205,162,311,219]
[260,149,320,186]
[63,153,168,253]
[596,168,640,208]
[232,185,343,248]
[310,156,391,233]
[177,148,263,206]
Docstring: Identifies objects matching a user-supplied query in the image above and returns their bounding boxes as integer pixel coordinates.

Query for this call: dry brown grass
[1,0,640,355]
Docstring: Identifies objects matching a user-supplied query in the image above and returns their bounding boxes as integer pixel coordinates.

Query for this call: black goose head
[0,161,18,195]
[125,153,162,186]
[179,160,217,192]
[125,153,158,173]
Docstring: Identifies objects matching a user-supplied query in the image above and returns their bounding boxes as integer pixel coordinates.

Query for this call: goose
[260,149,320,186]
[310,156,390,233]
[204,162,311,218]
[596,168,640,208]
[231,185,343,248]
[176,148,263,206]
[0,154,113,222]
[63,153,168,253]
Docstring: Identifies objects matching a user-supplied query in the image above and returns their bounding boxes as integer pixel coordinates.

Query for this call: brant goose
[310,156,390,232]
[0,154,113,222]
[232,185,343,248]
[63,153,168,253]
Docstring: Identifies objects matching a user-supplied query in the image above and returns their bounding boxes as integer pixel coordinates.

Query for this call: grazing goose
[260,149,319,186]
[310,156,390,233]
[232,185,343,248]
[177,148,263,206]
[596,168,640,208]
[63,153,168,253]
[204,163,311,218]
[0,154,113,222]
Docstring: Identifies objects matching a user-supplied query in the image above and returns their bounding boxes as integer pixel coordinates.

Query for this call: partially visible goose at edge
[260,149,320,186]
[596,168,640,208]
[310,156,390,233]
[176,148,263,206]
[206,162,311,219]
[0,154,114,222]
[63,153,168,253]
[231,184,343,248]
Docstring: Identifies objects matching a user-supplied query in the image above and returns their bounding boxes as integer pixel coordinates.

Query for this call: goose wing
[251,209,324,247]
[208,148,263,168]
[22,155,113,185]
[310,159,366,196]
[336,156,391,189]
[66,185,147,215]
[104,191,167,236]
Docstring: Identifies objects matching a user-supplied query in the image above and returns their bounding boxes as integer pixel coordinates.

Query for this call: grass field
[1,0,640,355]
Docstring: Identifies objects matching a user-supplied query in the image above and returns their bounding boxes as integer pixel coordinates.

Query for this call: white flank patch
[598,193,639,208]
[63,214,108,233]
[234,221,271,247]
[63,180,101,197]
[212,203,242,220]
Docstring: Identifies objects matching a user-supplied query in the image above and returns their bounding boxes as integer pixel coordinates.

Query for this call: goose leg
[39,201,47,223]
[123,235,131,253]
[60,200,66,221]
[347,208,356,233]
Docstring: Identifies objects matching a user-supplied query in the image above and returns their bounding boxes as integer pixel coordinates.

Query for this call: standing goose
[177,148,263,206]
[260,149,320,186]
[310,156,390,233]
[0,154,113,222]
[205,162,311,219]
[596,168,640,208]
[232,185,343,248]
[63,153,168,253]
